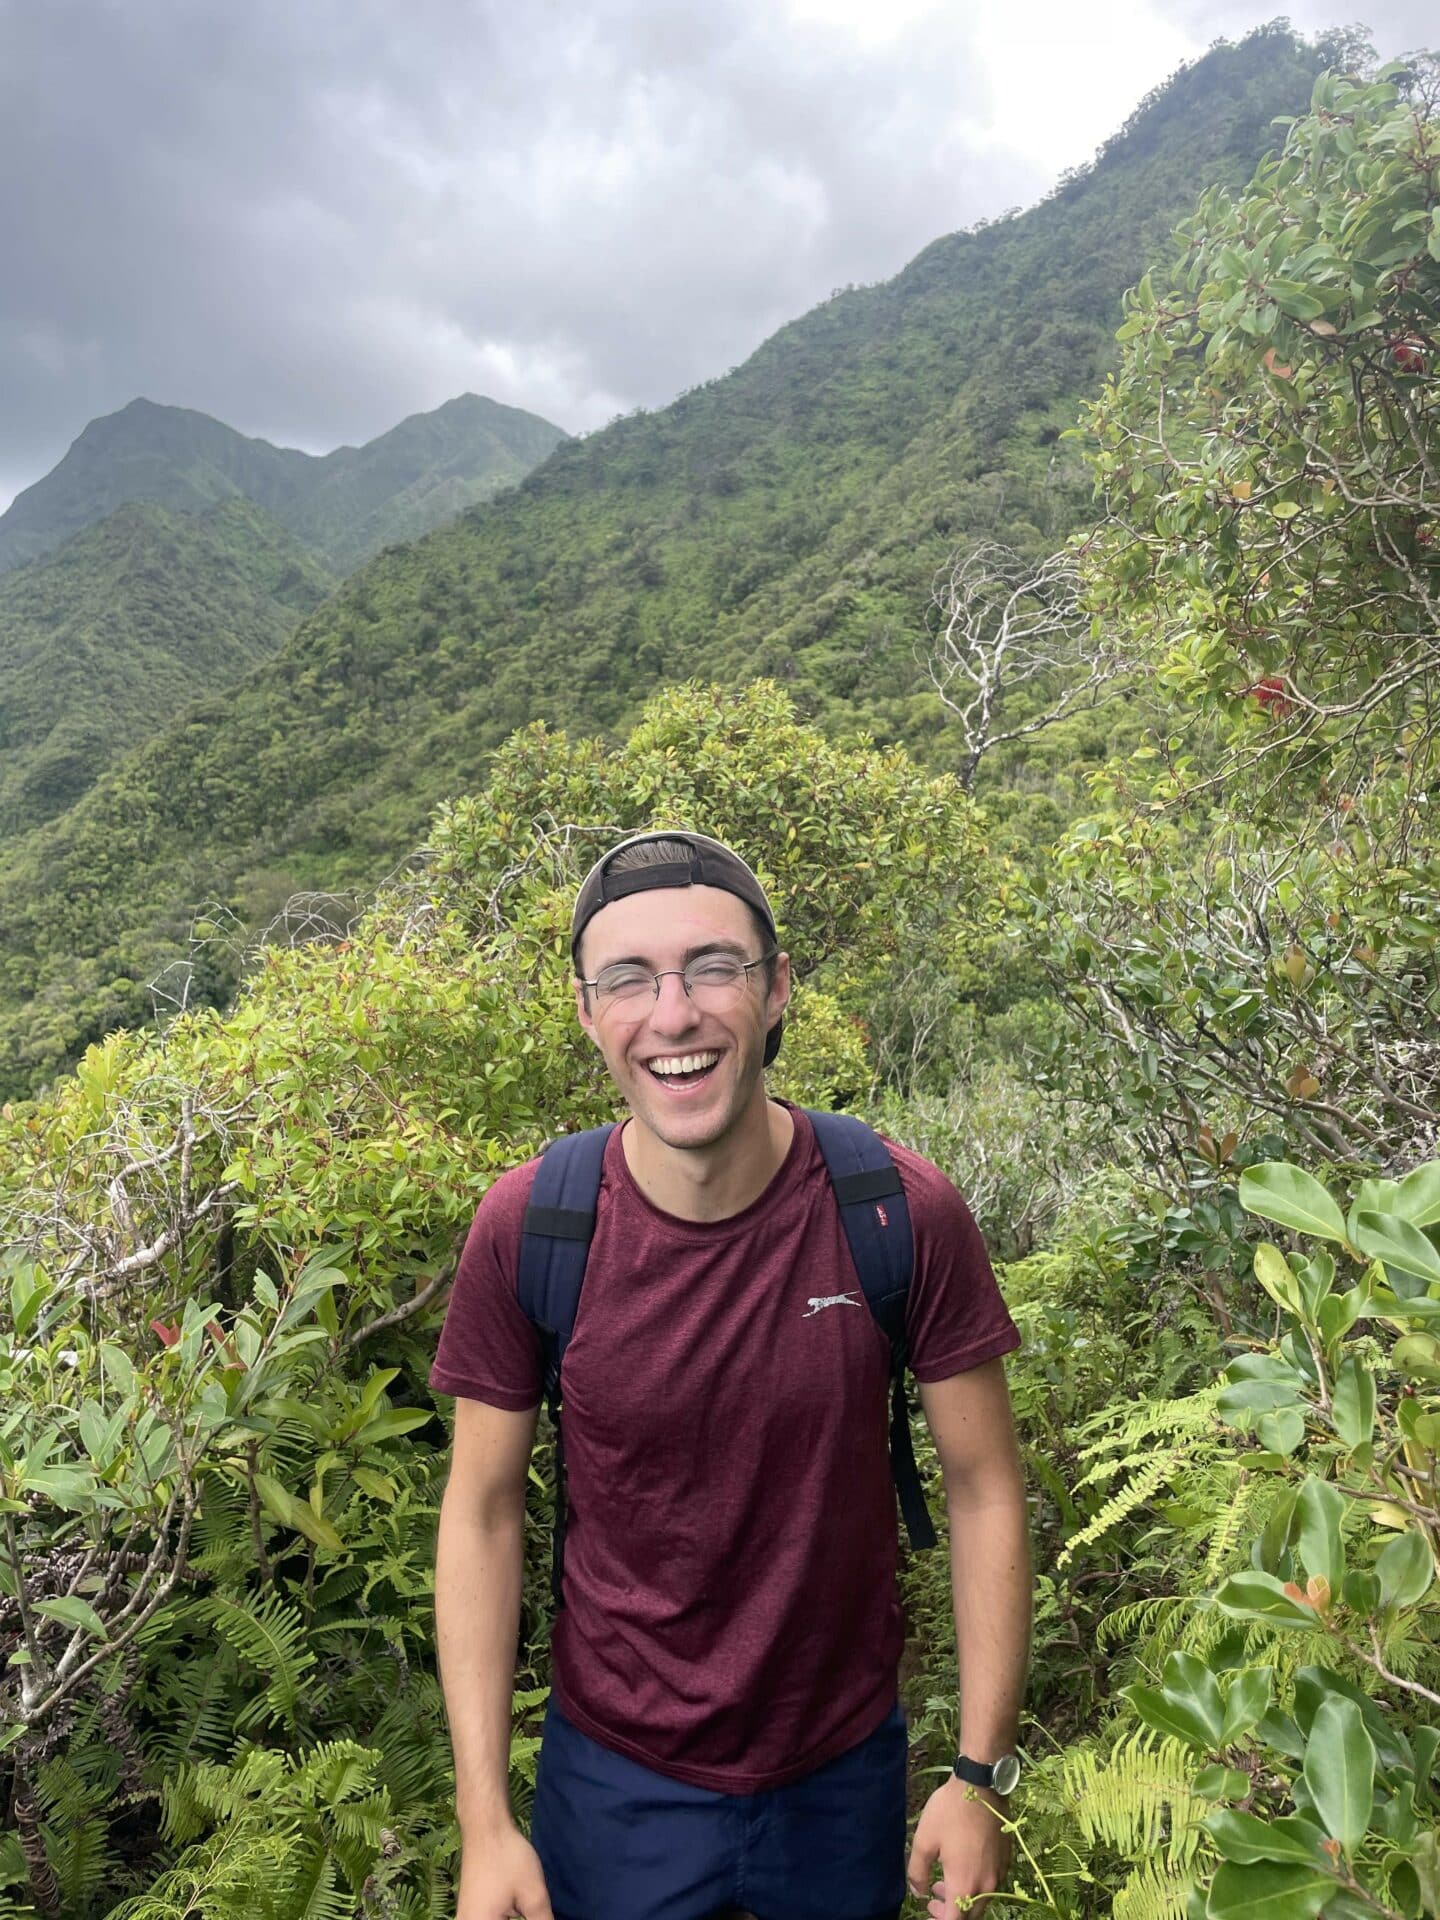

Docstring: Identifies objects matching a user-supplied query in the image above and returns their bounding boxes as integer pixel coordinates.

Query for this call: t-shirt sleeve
[893,1144,1021,1382]
[429,1158,545,1410]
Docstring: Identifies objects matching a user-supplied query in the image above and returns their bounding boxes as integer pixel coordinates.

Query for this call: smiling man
[431,831,1030,1920]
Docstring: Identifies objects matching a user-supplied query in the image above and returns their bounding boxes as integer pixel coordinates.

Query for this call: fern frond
[1076,1387,1222,1457]
[194,1592,317,1732]
[1059,1732,1203,1866]
[1202,1472,1273,1582]
[1097,1594,1191,1652]
[1060,1453,1186,1564]
[1113,1857,1198,1920]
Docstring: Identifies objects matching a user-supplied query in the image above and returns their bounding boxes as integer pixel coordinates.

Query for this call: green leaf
[1296,1477,1344,1589]
[1342,1570,1380,1614]
[254,1472,343,1552]
[353,1408,434,1446]
[1253,1243,1304,1317]
[1221,1667,1272,1743]
[1255,1408,1304,1454]
[1352,1212,1440,1287]
[1215,1570,1320,1628]
[1375,1531,1433,1610]
[1163,1651,1226,1743]
[1395,1164,1440,1228]
[1239,1165,1347,1243]
[1330,1356,1375,1450]
[1195,1765,1252,1800]
[1303,1696,1375,1854]
[1205,1809,1328,1866]
[1125,1682,1218,1752]
[1205,1861,1333,1920]
[33,1595,106,1639]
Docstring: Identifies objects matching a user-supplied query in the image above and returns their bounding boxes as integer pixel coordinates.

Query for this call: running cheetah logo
[802,1292,862,1317]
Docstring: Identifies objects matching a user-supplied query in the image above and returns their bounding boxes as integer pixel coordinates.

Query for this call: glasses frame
[578,947,779,1015]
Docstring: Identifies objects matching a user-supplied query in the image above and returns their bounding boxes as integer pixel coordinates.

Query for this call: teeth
[649,1051,720,1076]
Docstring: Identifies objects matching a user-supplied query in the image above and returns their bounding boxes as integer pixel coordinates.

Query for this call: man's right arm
[435,1394,553,1920]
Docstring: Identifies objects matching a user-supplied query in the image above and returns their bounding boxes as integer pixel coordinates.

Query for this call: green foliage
[0,395,564,578]
[0,29,1328,1100]
[0,500,335,837]
[0,684,980,1915]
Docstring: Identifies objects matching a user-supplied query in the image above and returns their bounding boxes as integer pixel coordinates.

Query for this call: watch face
[992,1754,1021,1796]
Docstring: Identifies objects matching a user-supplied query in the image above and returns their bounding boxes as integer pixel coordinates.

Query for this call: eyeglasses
[580,949,777,1015]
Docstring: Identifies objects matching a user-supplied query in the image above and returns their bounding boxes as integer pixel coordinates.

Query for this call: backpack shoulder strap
[517,1123,616,1603]
[806,1108,938,1551]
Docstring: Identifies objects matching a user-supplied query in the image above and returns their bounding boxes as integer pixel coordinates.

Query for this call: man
[431,831,1029,1920]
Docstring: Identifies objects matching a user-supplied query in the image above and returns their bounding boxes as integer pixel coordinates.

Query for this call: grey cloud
[1149,0,1436,58]
[0,0,1038,502]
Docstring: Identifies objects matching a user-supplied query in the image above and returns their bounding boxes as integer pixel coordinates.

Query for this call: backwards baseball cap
[571,830,785,1065]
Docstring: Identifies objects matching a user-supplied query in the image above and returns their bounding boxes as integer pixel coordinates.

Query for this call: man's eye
[599,969,651,996]
[689,961,740,984]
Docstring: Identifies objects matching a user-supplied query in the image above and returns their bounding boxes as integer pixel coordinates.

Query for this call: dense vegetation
[0,27,1330,1102]
[0,500,335,836]
[1,29,1437,1920]
[0,396,566,578]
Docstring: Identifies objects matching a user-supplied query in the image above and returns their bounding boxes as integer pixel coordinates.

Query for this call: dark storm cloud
[0,0,1033,502]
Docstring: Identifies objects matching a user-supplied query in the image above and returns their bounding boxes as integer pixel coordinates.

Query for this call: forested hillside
[0,27,1328,1098]
[0,500,335,836]
[0,394,566,577]
[0,37,1437,1920]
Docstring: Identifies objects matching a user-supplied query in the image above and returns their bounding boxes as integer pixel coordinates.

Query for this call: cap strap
[600,856,700,901]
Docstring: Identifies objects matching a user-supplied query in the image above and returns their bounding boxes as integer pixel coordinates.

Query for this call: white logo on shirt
[802,1292,862,1317]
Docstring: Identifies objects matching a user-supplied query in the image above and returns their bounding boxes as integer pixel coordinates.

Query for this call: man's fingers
[906,1831,939,1898]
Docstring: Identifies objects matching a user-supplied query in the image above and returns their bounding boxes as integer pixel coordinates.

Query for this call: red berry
[1389,334,1427,374]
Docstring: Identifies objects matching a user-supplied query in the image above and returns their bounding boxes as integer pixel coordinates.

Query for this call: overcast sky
[0,0,1433,508]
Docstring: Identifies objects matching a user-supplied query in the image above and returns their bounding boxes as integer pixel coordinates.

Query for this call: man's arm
[907,1357,1031,1919]
[435,1395,554,1920]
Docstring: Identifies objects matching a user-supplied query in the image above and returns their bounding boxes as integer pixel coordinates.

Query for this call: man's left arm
[907,1357,1031,1918]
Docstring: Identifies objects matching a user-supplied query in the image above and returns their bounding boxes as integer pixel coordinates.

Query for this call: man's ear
[768,950,792,1023]
[574,978,601,1045]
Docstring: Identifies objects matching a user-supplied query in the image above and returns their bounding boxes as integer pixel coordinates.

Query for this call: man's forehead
[581,884,754,964]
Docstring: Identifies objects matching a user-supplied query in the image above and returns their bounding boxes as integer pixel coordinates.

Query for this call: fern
[1112,1857,1197,1920]
[1201,1471,1274,1582]
[1058,1732,1203,1865]
[1075,1387,1222,1455]
[192,1592,317,1732]
[1060,1451,1187,1564]
[1096,1594,1191,1652]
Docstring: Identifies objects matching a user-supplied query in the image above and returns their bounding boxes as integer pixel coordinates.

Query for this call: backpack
[517,1108,937,1605]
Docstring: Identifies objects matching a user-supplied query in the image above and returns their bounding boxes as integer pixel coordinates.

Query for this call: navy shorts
[530,1698,908,1920]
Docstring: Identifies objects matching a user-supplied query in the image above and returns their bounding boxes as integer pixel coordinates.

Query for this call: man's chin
[629,1075,745,1151]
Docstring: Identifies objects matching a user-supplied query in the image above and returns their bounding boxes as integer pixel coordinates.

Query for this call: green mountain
[0,393,567,576]
[0,498,336,837]
[0,27,1330,1098]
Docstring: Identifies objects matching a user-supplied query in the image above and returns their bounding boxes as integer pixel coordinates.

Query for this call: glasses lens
[594,965,654,1007]
[684,956,748,1005]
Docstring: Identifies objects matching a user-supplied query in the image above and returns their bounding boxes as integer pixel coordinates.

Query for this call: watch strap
[954,1751,1020,1794]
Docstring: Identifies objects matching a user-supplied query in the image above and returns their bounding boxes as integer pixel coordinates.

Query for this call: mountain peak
[0,394,566,576]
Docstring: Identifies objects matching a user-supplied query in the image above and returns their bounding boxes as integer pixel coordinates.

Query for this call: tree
[918,542,1131,789]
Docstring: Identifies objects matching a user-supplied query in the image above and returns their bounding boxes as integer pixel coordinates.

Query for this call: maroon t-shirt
[430,1104,1019,1793]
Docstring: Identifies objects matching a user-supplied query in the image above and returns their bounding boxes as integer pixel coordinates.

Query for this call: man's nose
[649,970,700,1033]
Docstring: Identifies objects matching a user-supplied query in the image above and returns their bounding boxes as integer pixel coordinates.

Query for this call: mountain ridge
[0,497,336,836]
[0,26,1333,1097]
[0,392,568,576]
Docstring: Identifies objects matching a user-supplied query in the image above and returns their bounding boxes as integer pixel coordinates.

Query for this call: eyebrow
[590,939,751,972]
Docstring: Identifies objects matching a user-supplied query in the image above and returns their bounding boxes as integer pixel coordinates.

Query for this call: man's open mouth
[645,1049,721,1089]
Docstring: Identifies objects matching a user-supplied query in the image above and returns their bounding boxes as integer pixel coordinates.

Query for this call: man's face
[575,883,790,1154]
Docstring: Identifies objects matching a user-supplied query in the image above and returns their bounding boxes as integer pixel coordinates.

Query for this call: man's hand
[906,1776,1011,1918]
[456,1822,554,1920]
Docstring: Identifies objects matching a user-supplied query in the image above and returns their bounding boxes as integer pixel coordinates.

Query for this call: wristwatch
[954,1751,1021,1796]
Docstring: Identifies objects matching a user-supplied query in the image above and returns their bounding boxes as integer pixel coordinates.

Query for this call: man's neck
[622,1095,795,1223]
